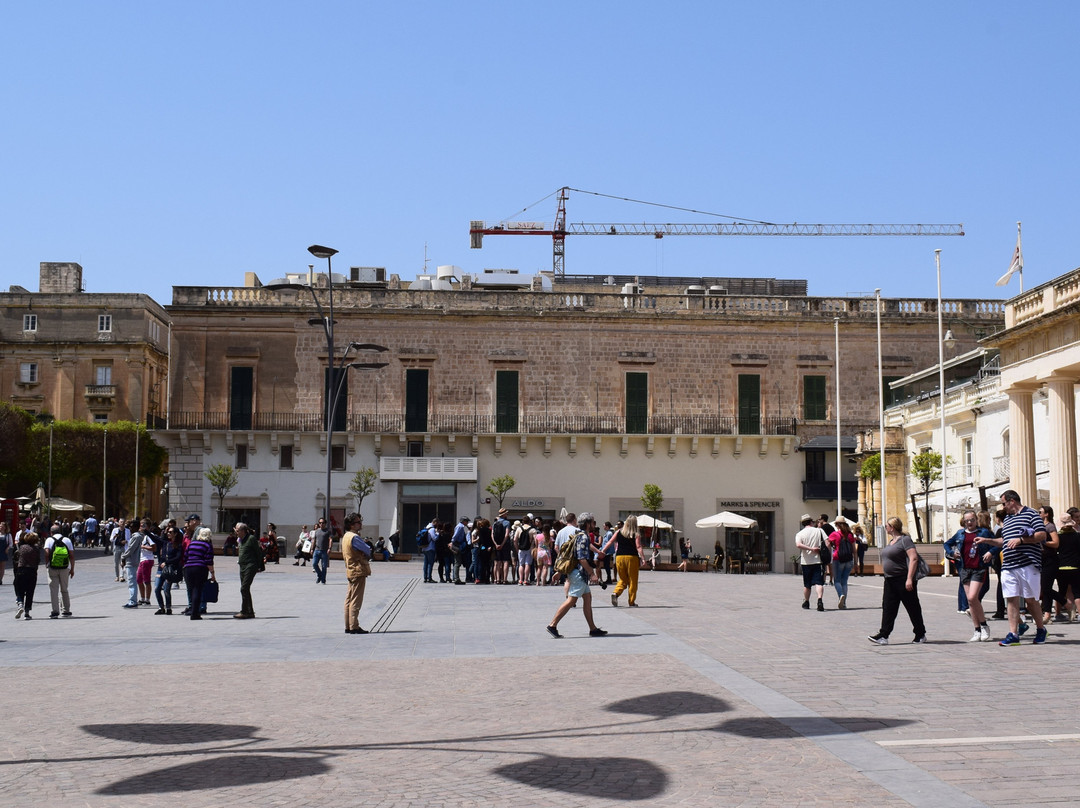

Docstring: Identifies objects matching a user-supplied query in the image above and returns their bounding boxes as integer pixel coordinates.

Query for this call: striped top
[1000,506,1045,570]
[183,538,215,569]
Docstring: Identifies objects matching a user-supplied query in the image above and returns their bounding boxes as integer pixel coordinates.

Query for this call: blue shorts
[568,567,590,598]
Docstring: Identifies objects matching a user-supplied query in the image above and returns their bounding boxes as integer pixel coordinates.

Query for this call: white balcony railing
[379,457,478,481]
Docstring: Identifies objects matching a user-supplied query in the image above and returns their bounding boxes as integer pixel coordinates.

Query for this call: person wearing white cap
[794,514,827,612]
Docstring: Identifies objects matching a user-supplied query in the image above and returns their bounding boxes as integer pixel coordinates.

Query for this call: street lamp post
[265,245,388,531]
[876,288,886,545]
[934,250,956,545]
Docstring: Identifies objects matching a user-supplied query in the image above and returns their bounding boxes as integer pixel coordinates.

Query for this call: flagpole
[1017,221,1023,293]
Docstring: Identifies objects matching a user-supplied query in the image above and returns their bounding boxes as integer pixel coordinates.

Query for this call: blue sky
[2,2,1076,303]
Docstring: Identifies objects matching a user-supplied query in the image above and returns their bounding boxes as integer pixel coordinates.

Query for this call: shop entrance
[399,483,458,553]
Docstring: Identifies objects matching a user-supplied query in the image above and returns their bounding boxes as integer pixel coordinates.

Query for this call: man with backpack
[544,514,604,639]
[44,529,75,618]
[546,512,607,638]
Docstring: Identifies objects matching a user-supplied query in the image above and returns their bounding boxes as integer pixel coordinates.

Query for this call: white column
[1006,386,1037,506]
[1046,376,1079,510]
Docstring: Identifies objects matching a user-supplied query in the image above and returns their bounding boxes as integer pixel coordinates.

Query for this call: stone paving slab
[1,553,1077,806]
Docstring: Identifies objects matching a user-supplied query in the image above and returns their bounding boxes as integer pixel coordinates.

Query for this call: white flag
[996,228,1023,287]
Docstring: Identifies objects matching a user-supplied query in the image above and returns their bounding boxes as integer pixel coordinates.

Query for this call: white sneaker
[967,629,982,642]
[979,626,991,642]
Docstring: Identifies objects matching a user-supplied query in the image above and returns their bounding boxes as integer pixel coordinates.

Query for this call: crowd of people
[415,509,659,600]
[794,490,1080,647]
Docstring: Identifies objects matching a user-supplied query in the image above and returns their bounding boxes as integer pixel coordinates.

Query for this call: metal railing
[159,411,799,437]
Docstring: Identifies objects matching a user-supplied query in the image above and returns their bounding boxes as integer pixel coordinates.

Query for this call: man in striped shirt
[993,490,1048,646]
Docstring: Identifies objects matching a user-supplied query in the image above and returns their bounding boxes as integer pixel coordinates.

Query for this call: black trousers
[14,568,37,613]
[184,566,208,617]
[879,576,926,639]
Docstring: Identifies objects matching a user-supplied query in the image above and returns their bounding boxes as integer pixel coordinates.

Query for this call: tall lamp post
[935,250,957,544]
[266,245,388,530]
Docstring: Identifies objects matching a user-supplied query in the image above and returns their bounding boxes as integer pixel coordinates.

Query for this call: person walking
[828,516,858,609]
[546,518,607,639]
[868,517,926,645]
[989,489,1048,646]
[603,517,646,607]
[43,530,75,619]
[945,510,996,642]
[13,531,41,620]
[794,514,826,612]
[312,517,332,584]
[111,518,130,582]
[293,525,313,566]
[183,526,216,621]
[342,513,372,634]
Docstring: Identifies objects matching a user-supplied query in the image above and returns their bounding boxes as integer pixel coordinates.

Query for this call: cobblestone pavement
[2,550,1077,807]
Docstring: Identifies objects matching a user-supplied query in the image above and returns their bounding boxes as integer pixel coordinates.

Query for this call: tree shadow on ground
[493,755,667,800]
[97,754,330,794]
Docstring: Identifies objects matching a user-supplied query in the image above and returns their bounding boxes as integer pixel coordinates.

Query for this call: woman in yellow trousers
[602,516,647,607]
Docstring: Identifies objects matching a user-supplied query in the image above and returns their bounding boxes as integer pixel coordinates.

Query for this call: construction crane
[470,186,965,276]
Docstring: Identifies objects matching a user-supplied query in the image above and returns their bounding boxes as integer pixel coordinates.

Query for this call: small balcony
[802,480,858,501]
[84,384,116,402]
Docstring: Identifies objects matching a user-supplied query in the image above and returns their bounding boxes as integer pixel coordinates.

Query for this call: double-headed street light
[267,245,388,529]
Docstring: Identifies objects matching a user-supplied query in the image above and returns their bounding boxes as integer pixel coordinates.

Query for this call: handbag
[914,553,930,581]
[162,562,183,583]
[301,539,313,554]
[203,579,220,603]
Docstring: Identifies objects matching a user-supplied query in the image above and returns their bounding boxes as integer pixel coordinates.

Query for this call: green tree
[859,454,887,531]
[348,466,377,512]
[0,403,33,487]
[910,449,943,541]
[484,474,516,511]
[640,483,670,561]
[204,463,240,532]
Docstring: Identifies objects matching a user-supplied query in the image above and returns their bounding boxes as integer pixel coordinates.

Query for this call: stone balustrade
[171,284,1006,322]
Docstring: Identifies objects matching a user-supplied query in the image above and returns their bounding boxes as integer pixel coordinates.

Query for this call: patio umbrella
[635,514,673,529]
[694,511,758,530]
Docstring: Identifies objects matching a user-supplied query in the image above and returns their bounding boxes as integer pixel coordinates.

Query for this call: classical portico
[989,268,1080,511]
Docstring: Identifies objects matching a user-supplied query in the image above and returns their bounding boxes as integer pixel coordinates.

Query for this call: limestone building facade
[1,263,170,425]
[152,268,1003,570]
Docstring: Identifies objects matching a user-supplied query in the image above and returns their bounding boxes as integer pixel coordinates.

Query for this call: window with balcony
[495,370,519,433]
[405,369,429,432]
[230,367,254,430]
[738,374,760,434]
[803,375,826,421]
[324,367,348,431]
[98,314,112,333]
[23,314,37,332]
[95,365,112,386]
[626,372,648,434]
[280,445,293,470]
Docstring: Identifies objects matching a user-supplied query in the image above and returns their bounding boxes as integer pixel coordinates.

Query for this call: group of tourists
[416,509,657,596]
[795,489,1080,647]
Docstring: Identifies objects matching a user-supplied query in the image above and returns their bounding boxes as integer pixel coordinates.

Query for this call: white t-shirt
[795,525,826,566]
[140,535,157,562]
[555,524,577,549]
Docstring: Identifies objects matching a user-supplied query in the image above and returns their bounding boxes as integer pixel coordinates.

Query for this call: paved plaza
[2,549,1077,807]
